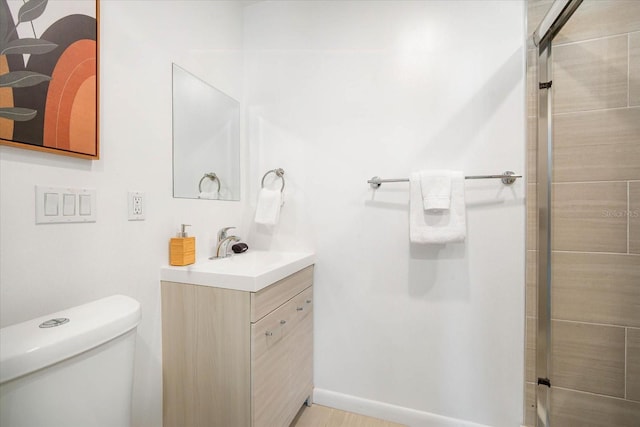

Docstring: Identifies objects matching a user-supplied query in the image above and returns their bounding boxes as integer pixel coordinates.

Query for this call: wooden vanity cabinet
[161,265,314,427]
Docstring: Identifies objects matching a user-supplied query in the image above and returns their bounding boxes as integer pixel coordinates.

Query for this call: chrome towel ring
[198,173,221,193]
[261,168,285,192]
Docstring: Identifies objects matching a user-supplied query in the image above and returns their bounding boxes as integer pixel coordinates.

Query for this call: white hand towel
[254,188,283,226]
[198,191,219,200]
[199,189,233,200]
[410,171,466,244]
[420,170,452,211]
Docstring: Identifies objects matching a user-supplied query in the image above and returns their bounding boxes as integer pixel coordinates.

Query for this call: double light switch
[36,186,96,224]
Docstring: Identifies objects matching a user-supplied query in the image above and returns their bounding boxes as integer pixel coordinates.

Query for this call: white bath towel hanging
[409,171,466,244]
[254,188,283,226]
[420,170,453,211]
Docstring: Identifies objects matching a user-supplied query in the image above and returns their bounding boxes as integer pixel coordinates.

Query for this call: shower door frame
[530,1,583,426]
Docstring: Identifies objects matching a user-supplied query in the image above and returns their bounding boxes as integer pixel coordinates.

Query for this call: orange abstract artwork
[0,0,99,159]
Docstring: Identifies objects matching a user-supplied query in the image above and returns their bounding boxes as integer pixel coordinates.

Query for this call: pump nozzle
[179,224,191,238]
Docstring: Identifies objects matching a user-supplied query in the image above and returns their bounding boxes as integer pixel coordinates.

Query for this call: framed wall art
[0,0,99,159]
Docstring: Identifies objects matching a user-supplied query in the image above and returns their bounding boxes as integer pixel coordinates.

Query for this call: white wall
[2,2,525,427]
[0,2,247,427]
[244,2,526,427]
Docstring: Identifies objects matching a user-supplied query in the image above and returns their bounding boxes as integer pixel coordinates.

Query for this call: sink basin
[160,250,315,292]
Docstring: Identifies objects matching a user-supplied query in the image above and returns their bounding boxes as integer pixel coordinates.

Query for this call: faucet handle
[217,226,236,241]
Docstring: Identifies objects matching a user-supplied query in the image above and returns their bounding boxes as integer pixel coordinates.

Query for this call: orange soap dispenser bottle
[170,224,195,266]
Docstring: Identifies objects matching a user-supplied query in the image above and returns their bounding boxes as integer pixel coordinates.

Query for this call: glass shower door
[525,1,640,426]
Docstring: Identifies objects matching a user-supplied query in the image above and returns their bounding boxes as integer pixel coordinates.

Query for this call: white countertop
[160,250,315,292]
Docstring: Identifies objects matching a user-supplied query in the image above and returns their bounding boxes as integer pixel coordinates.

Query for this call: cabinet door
[161,281,251,427]
[252,300,293,427]
[289,286,314,413]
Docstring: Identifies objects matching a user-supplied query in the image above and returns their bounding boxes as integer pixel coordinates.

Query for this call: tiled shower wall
[525,1,640,426]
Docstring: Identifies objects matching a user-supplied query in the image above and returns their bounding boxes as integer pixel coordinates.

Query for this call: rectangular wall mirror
[172,64,240,200]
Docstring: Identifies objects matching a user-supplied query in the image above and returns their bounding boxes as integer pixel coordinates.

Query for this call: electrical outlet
[128,191,145,221]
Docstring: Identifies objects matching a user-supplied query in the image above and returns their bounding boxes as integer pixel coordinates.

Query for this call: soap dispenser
[170,224,195,266]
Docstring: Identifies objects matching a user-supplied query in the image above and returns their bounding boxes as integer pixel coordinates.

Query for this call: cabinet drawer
[251,265,314,323]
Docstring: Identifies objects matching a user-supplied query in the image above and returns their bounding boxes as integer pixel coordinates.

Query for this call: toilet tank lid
[0,295,141,384]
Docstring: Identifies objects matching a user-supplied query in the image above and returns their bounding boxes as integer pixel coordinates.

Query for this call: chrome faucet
[217,226,235,242]
[210,227,239,259]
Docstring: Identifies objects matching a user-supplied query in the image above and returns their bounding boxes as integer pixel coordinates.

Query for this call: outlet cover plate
[128,191,145,221]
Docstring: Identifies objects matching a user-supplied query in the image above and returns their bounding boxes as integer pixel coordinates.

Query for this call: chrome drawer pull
[280,320,286,325]
[306,299,312,304]
[296,307,304,311]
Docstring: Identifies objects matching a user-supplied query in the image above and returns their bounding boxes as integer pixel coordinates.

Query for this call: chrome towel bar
[368,171,521,189]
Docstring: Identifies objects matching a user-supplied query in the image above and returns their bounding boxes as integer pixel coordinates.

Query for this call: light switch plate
[36,186,96,224]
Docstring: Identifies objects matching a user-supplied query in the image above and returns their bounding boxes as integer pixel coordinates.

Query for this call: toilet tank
[0,295,141,427]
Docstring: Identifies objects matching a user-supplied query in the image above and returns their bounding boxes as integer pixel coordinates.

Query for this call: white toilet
[0,295,141,427]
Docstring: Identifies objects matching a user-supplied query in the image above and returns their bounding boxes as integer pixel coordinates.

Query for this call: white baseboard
[313,388,494,427]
